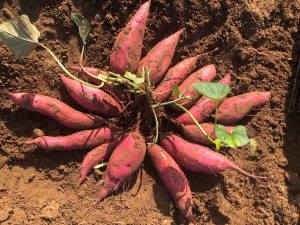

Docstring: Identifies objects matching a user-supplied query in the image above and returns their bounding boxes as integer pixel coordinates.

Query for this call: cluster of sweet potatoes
[0,1,270,223]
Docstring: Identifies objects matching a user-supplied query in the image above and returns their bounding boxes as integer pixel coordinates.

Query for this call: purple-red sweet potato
[147,144,194,223]
[170,64,217,109]
[153,55,200,102]
[25,127,113,151]
[137,29,184,86]
[182,123,234,145]
[70,65,108,85]
[0,91,105,129]
[110,1,151,74]
[60,74,122,117]
[216,91,270,124]
[79,140,120,184]
[176,73,231,124]
[69,66,130,103]
[97,128,146,202]
[160,134,265,179]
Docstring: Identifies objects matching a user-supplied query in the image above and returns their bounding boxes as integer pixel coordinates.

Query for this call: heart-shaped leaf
[193,82,231,102]
[0,15,40,58]
[215,124,235,148]
[215,124,249,148]
[231,125,250,147]
[71,13,91,44]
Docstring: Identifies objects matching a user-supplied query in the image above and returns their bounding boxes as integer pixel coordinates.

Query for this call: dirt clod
[0,209,9,222]
[41,201,59,221]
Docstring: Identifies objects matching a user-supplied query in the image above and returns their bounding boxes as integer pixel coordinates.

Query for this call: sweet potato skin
[79,140,120,184]
[80,143,110,184]
[137,29,184,86]
[182,123,234,145]
[216,92,270,124]
[69,66,129,103]
[60,74,122,117]
[170,64,217,109]
[70,66,107,85]
[176,74,231,124]
[153,55,200,102]
[147,144,194,223]
[25,127,113,151]
[109,1,151,74]
[160,134,265,179]
[97,129,146,202]
[0,91,105,129]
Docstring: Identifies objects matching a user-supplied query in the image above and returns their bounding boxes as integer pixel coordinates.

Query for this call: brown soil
[0,0,300,224]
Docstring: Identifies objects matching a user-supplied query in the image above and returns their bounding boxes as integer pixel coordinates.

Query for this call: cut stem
[93,162,108,169]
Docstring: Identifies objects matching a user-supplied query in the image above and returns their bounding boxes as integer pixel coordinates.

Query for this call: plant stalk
[152,96,191,109]
[39,43,101,88]
[174,102,215,144]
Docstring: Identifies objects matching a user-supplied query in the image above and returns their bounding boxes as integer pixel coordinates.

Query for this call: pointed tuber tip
[96,188,110,204]
[59,73,66,80]
[0,90,11,97]
[78,177,86,186]
[24,139,37,145]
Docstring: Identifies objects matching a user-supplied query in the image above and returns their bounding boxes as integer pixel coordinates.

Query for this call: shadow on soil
[283,24,300,223]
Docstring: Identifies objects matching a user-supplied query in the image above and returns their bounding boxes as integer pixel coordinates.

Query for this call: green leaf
[71,13,91,44]
[0,15,40,58]
[172,85,180,98]
[193,82,231,102]
[215,124,235,148]
[231,125,250,147]
[215,124,249,148]
[124,71,144,84]
[215,124,230,143]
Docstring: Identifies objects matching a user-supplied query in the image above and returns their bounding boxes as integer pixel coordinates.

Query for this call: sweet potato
[70,66,108,85]
[176,73,231,124]
[79,140,120,184]
[137,29,184,86]
[170,64,217,109]
[153,55,200,102]
[110,1,151,74]
[69,66,129,103]
[25,127,113,151]
[60,74,122,117]
[147,144,194,223]
[182,123,234,145]
[160,134,265,179]
[0,91,105,129]
[97,127,146,202]
[216,91,270,124]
